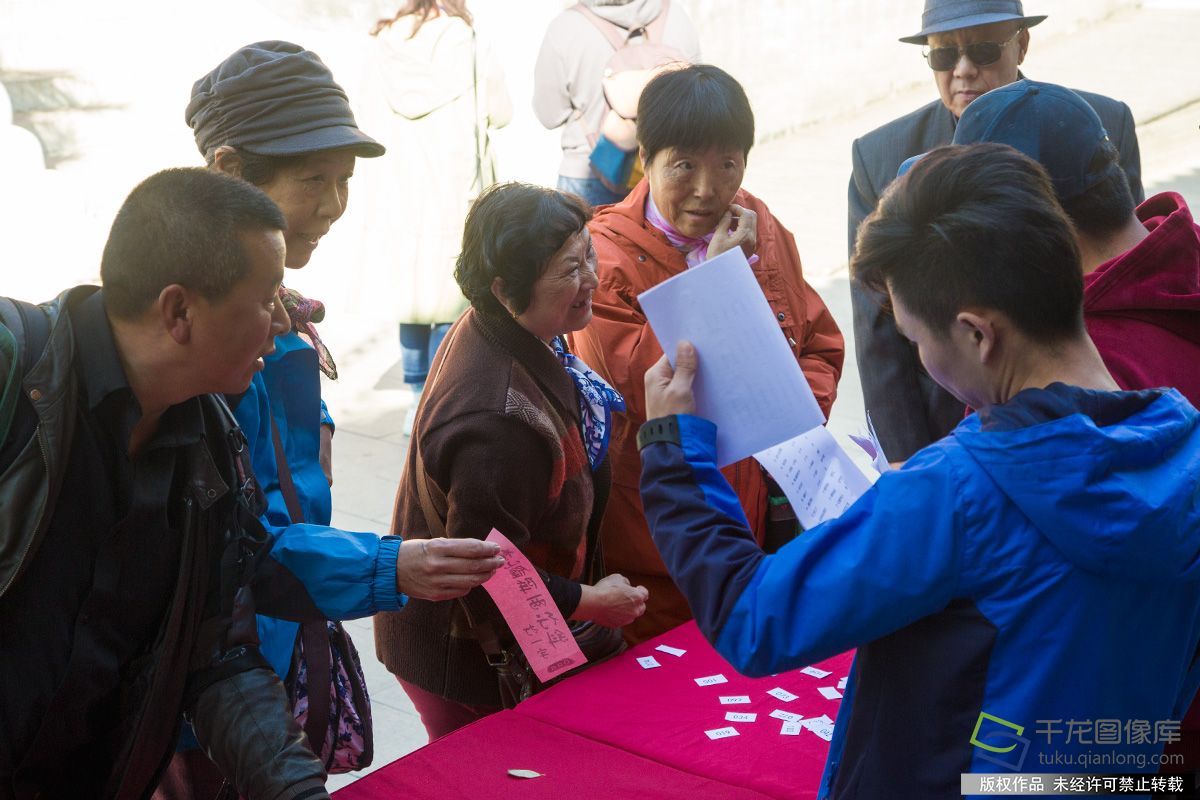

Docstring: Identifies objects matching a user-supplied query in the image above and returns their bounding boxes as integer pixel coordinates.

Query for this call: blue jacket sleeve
[640,414,963,677]
[237,372,403,621]
[265,526,404,620]
[320,398,334,432]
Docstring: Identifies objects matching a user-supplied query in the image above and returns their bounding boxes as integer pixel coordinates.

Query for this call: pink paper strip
[481,529,587,683]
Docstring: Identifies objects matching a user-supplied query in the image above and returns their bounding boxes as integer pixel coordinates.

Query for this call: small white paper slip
[806,718,835,742]
[780,721,804,736]
[705,726,740,740]
[800,666,833,679]
[508,769,543,779]
[769,709,805,723]
[695,674,729,686]
[655,644,687,657]
[837,677,848,690]
[767,687,799,702]
[818,686,843,700]
[637,656,662,670]
[719,695,752,705]
[725,712,758,723]
[801,714,835,728]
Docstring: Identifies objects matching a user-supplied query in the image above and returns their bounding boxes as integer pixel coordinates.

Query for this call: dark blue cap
[900,0,1045,44]
[951,79,1123,201]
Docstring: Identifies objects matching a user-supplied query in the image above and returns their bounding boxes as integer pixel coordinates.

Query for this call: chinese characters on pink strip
[481,529,587,683]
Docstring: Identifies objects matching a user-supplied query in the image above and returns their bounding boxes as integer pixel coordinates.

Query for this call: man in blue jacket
[639,143,1200,797]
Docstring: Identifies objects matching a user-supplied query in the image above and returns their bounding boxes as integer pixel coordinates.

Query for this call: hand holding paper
[395,537,505,601]
[645,341,699,420]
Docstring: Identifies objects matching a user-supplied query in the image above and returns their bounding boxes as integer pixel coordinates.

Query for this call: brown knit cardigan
[374,307,611,708]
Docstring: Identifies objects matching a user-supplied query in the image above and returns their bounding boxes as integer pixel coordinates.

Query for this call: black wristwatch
[637,416,681,451]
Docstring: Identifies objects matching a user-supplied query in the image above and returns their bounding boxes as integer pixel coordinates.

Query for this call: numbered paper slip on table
[335,622,853,800]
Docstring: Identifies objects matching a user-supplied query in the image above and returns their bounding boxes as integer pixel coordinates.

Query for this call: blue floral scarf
[552,337,625,469]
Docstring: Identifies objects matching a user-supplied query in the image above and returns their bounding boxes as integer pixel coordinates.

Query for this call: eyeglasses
[922,30,1022,72]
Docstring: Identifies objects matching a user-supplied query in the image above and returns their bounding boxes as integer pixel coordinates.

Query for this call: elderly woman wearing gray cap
[154,41,506,800]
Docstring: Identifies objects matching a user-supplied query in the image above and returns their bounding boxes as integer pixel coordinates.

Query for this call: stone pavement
[322,2,1200,790]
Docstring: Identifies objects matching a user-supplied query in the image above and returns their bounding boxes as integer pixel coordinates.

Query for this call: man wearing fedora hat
[848,0,1143,463]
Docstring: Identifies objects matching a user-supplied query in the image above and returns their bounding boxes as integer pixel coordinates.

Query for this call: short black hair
[101,167,287,319]
[455,183,591,317]
[1059,141,1136,239]
[637,65,755,165]
[205,146,307,186]
[852,143,1084,342]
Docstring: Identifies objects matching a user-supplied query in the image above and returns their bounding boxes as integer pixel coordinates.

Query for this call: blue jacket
[237,331,404,676]
[640,384,1200,799]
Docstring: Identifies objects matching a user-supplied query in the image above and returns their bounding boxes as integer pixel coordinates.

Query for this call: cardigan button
[776,312,786,321]
[637,255,647,262]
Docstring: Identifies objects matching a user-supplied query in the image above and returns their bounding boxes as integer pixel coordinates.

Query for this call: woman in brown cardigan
[374,183,648,740]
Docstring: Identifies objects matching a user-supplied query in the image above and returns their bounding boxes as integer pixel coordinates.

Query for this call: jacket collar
[593,178,763,273]
[72,289,131,414]
[471,307,581,424]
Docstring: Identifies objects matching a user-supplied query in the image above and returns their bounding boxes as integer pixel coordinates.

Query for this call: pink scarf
[645,193,712,268]
[644,193,759,268]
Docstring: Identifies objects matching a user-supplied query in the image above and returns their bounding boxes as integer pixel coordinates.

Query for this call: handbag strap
[267,411,336,760]
[301,621,333,762]
[406,320,511,664]
[268,412,305,525]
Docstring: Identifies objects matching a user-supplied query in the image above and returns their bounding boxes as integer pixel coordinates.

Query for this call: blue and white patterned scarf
[552,337,626,469]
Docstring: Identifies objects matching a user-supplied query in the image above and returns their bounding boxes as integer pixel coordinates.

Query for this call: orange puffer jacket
[570,179,845,644]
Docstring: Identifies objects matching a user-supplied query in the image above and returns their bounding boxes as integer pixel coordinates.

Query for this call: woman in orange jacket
[570,65,845,644]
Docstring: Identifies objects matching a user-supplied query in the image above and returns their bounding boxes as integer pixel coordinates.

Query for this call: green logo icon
[970,712,1031,771]
[971,712,1025,753]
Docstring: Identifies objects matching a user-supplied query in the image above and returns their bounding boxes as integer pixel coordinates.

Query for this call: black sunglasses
[922,30,1022,72]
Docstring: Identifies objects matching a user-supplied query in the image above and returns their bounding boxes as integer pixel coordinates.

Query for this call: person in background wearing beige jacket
[361,0,512,432]
[533,0,700,208]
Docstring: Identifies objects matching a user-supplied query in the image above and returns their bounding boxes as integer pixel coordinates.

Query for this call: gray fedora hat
[900,0,1046,44]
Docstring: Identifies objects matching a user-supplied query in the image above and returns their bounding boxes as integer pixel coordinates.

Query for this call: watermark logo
[970,712,1031,771]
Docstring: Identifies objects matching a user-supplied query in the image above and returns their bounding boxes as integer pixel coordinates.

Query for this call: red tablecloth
[335,710,775,800]
[335,622,853,800]
[518,622,853,799]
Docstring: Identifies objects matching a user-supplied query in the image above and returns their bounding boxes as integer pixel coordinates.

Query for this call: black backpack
[0,298,52,455]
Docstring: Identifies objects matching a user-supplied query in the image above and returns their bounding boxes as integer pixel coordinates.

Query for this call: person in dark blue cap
[953,76,1200,777]
[847,0,1144,465]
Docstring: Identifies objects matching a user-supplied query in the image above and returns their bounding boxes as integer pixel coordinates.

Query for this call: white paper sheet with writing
[754,427,874,529]
[638,248,825,467]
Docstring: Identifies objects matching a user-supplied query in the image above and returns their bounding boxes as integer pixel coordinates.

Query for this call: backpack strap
[0,298,51,376]
[569,3,641,50]
[644,0,671,43]
[0,298,52,451]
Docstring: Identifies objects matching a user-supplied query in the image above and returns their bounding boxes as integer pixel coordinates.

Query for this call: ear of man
[955,310,997,365]
[158,284,194,345]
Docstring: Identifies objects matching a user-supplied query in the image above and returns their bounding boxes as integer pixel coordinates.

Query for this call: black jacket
[847,89,1143,461]
[0,287,330,800]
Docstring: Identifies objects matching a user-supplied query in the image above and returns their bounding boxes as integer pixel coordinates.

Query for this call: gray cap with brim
[900,0,1046,44]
